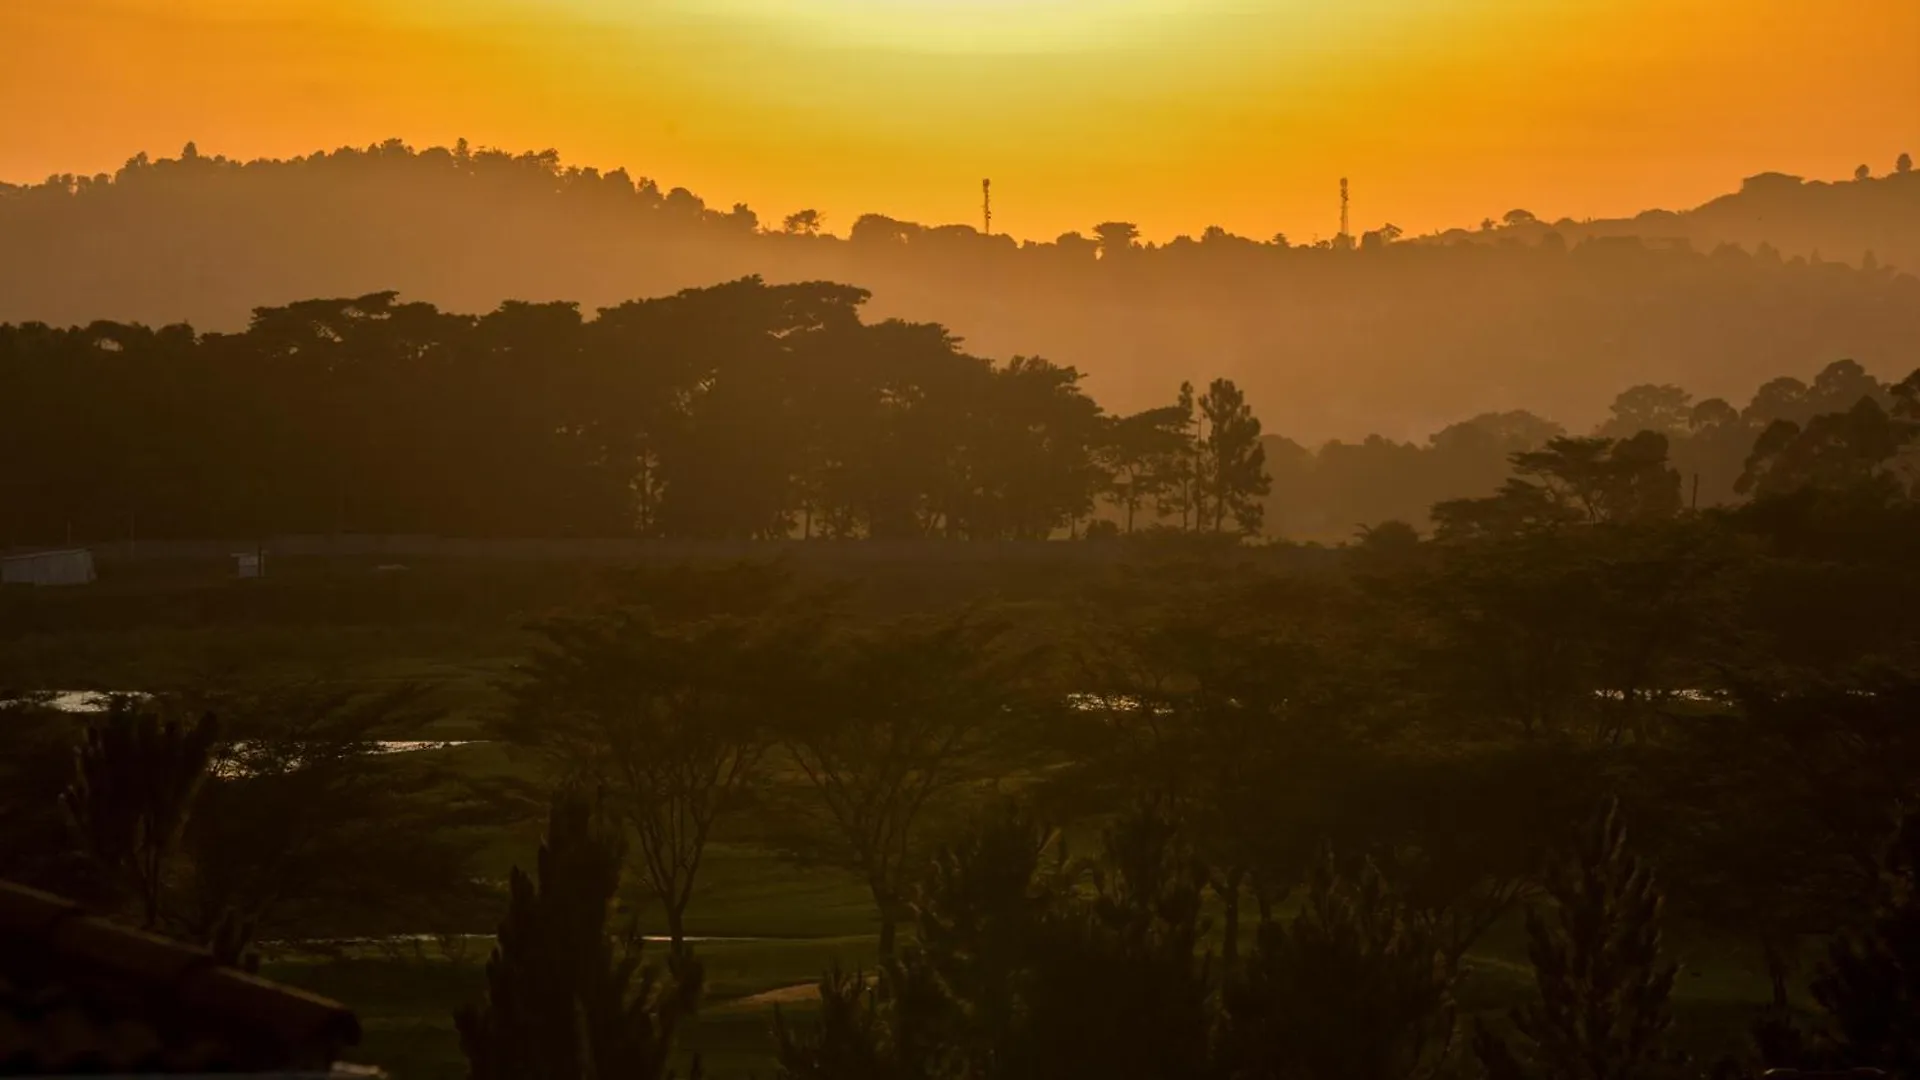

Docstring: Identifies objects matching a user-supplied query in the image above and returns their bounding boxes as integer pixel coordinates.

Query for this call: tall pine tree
[1198,378,1271,536]
[456,789,703,1080]
[1475,798,1686,1080]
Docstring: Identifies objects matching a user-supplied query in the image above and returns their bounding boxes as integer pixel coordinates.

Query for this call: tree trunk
[872,879,902,957]
[1219,866,1247,972]
[1762,931,1792,1011]
[665,901,689,959]
[1255,883,1276,926]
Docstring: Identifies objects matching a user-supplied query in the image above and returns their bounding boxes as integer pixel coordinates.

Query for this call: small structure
[0,880,370,1076]
[234,551,266,579]
[1,549,96,587]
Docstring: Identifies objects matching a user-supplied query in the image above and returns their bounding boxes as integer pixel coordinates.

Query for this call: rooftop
[0,880,365,1076]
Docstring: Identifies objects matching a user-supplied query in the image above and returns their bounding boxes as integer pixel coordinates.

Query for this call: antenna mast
[1339,177,1350,243]
[983,178,992,236]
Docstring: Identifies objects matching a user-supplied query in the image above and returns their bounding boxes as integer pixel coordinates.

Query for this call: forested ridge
[4,141,1918,442]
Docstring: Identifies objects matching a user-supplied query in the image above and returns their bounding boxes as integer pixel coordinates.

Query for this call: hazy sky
[5,0,1916,242]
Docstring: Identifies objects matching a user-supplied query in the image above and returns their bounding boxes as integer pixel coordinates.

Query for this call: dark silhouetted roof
[0,880,362,1075]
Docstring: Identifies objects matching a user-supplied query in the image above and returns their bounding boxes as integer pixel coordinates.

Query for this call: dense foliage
[0,281,1268,545]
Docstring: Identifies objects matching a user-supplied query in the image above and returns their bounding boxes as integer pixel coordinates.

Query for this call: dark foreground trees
[60,699,219,929]
[3,687,501,961]
[457,789,704,1080]
[772,805,1214,1080]
[1474,800,1686,1080]
[767,797,1735,1080]
[504,586,817,954]
[771,615,1049,957]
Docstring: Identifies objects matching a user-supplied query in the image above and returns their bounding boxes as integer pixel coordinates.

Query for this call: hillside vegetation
[5,142,1917,442]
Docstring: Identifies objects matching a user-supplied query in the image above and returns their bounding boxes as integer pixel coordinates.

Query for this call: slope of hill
[4,142,1917,444]
[1419,158,1920,275]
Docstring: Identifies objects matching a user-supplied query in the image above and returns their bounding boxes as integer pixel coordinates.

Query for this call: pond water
[11,690,480,758]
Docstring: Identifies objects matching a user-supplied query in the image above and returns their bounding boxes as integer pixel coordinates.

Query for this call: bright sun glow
[652,0,1212,53]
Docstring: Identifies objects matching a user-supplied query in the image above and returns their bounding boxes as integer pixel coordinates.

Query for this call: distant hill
[1415,158,1920,275]
[4,141,1917,443]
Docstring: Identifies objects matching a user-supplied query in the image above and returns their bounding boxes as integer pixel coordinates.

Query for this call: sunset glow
[4,0,1916,242]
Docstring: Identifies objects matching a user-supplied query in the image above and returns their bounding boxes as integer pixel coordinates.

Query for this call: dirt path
[722,972,878,1011]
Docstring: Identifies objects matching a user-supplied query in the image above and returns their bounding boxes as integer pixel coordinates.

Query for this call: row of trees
[6,141,1912,272]
[1258,357,1920,540]
[7,279,1915,548]
[0,280,1270,544]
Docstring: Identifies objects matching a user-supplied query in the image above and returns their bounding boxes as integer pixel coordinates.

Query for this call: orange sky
[3,0,1916,243]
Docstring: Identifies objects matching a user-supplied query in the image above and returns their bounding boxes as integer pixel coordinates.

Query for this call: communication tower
[983,179,992,236]
[1339,177,1350,245]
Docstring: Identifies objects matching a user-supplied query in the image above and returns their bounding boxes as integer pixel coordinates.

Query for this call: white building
[1,549,96,587]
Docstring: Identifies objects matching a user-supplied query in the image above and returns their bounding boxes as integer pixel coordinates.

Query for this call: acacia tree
[1098,405,1191,533]
[61,698,220,929]
[774,615,1043,956]
[506,606,806,954]
[176,683,498,952]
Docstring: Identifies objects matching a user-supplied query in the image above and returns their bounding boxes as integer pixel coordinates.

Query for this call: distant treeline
[1264,358,1920,539]
[4,278,1917,547]
[0,280,1272,546]
[1416,156,1920,274]
[4,141,1918,441]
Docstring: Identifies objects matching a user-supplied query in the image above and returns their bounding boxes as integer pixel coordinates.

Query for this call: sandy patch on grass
[722,973,878,1011]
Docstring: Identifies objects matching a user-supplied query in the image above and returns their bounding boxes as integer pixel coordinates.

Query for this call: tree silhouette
[505,602,810,953]
[1198,378,1271,535]
[1791,806,1920,1073]
[176,683,492,953]
[455,789,703,1080]
[772,616,1043,956]
[781,209,824,236]
[1218,853,1459,1080]
[1736,397,1917,500]
[1475,799,1686,1080]
[1601,384,1694,439]
[1435,434,1683,538]
[60,699,220,929]
[1092,221,1141,259]
[1097,405,1191,533]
